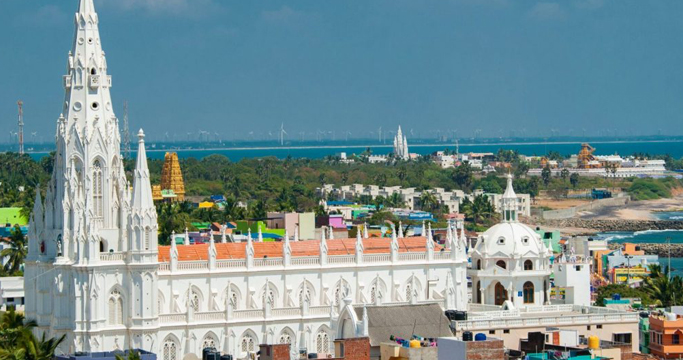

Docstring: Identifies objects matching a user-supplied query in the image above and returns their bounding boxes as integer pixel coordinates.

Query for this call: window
[476,259,481,270]
[279,333,293,347]
[202,335,217,350]
[522,237,529,245]
[587,326,591,330]
[504,329,510,334]
[191,290,200,312]
[613,333,632,344]
[316,331,330,353]
[674,334,680,345]
[92,160,103,218]
[524,260,533,271]
[334,287,341,307]
[108,289,123,325]
[241,335,255,354]
[262,288,275,307]
[299,288,311,307]
[489,330,495,335]
[370,286,377,304]
[497,237,505,245]
[227,290,238,309]
[496,260,506,269]
[575,265,582,271]
[597,325,602,329]
[405,284,412,302]
[163,339,177,360]
[523,281,534,304]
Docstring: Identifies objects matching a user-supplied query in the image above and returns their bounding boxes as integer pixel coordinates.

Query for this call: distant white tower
[393,125,409,160]
[17,100,24,154]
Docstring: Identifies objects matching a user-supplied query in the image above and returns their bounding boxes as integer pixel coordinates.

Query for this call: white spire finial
[294,225,299,242]
[363,222,369,239]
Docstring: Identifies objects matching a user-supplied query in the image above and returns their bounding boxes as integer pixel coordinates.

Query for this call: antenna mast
[122,101,131,158]
[17,100,24,154]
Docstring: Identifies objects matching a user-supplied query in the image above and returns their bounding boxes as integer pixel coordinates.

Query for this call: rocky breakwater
[608,242,683,258]
[542,219,683,232]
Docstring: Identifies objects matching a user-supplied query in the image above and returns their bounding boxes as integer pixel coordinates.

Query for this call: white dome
[475,222,546,257]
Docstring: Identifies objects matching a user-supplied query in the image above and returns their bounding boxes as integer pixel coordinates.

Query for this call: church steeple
[129,129,158,254]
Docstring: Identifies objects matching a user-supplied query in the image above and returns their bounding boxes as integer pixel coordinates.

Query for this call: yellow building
[159,152,185,202]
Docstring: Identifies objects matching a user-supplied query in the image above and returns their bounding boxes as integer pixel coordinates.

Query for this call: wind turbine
[378,127,382,143]
[345,131,352,142]
[299,131,305,142]
[279,123,287,146]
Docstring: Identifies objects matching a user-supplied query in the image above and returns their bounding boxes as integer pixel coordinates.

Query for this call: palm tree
[419,191,437,212]
[115,350,141,360]
[644,264,683,307]
[1,226,27,275]
[24,332,67,360]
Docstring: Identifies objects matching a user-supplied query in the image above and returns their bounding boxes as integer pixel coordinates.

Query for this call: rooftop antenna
[122,101,131,158]
[17,100,24,154]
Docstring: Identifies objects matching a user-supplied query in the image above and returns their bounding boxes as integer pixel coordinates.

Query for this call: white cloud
[573,0,607,10]
[95,0,222,18]
[528,2,565,20]
[16,5,67,27]
[261,6,318,25]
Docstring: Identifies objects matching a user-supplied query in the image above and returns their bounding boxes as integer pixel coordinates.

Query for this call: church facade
[25,1,558,360]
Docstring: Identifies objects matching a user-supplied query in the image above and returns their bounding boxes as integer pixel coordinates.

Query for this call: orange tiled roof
[158,236,438,262]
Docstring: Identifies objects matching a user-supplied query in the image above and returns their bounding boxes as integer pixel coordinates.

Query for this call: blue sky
[2,0,683,142]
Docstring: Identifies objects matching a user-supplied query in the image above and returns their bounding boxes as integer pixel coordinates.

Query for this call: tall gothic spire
[78,0,96,15]
[132,130,154,210]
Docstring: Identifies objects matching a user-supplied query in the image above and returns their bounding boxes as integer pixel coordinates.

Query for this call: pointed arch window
[524,260,533,271]
[163,339,178,360]
[299,288,311,307]
[279,333,292,346]
[496,260,507,269]
[370,286,377,304]
[93,160,103,218]
[201,334,217,350]
[405,284,413,302]
[241,334,256,354]
[191,290,200,312]
[316,331,331,354]
[108,288,123,325]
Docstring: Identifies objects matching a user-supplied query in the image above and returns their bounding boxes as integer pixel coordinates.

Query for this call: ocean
[26,139,683,161]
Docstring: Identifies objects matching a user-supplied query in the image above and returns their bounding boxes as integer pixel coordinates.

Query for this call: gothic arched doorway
[494,282,507,306]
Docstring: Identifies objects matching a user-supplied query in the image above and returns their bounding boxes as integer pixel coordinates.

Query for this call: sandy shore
[576,195,683,221]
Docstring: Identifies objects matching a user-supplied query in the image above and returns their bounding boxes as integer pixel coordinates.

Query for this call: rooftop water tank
[474,333,487,341]
[462,331,473,341]
[666,312,678,321]
[588,336,600,350]
[410,340,421,348]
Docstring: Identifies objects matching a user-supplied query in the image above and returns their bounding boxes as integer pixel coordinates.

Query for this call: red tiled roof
[158,236,439,262]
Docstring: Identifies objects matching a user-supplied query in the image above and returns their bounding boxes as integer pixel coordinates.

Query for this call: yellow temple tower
[160,152,185,201]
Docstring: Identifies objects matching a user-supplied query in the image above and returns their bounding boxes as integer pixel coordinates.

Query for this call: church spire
[132,130,153,210]
[78,0,96,15]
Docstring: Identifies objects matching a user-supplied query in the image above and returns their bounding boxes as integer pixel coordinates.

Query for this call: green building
[0,208,28,226]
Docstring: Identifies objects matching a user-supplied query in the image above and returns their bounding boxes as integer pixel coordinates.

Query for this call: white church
[392,126,409,160]
[24,1,569,359]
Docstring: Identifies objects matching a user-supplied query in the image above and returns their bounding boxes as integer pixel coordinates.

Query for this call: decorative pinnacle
[138,128,145,141]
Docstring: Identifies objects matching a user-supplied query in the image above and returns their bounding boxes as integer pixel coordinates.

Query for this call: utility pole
[122,101,131,158]
[17,100,24,154]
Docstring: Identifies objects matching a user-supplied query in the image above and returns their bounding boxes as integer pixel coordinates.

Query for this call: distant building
[649,310,683,359]
[156,152,185,201]
[393,126,409,160]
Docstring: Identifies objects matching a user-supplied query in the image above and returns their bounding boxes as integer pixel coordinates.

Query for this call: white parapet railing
[216,259,247,269]
[159,313,185,324]
[177,261,209,271]
[100,252,126,262]
[398,252,426,262]
[454,305,639,331]
[159,247,459,274]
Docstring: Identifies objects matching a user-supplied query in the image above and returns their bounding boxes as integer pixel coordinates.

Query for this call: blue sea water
[27,139,683,161]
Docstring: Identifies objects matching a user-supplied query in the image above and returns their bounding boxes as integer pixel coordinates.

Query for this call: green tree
[560,168,570,181]
[115,350,142,360]
[643,264,683,307]
[1,226,27,275]
[419,191,438,212]
[569,173,580,189]
[541,166,551,187]
[0,307,65,360]
[452,162,474,191]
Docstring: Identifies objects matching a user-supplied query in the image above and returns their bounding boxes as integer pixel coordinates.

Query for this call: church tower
[24,0,159,353]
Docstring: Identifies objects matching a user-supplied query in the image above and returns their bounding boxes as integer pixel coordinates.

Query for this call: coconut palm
[115,350,141,360]
[644,264,683,307]
[1,226,27,275]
